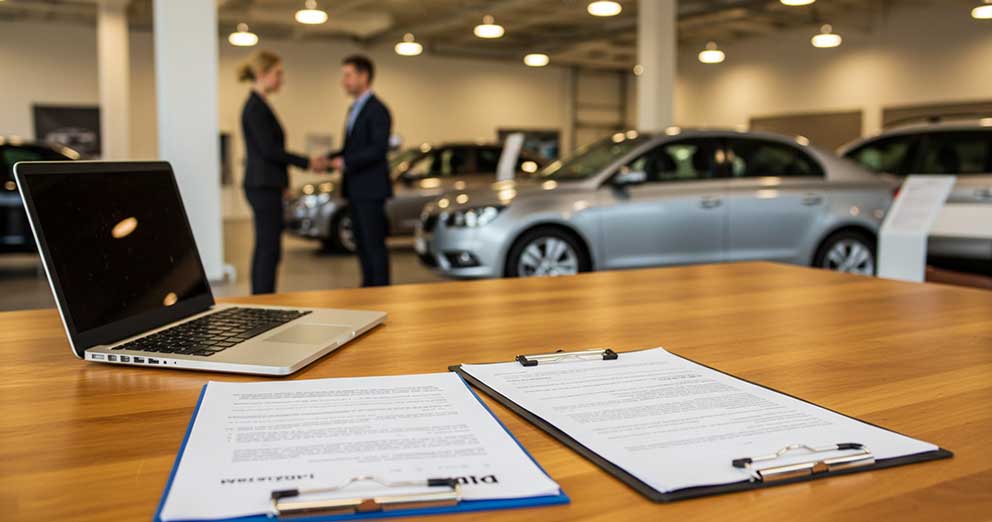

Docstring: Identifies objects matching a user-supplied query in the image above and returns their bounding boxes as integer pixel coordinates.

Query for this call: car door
[723,137,829,264]
[388,147,473,233]
[597,138,726,269]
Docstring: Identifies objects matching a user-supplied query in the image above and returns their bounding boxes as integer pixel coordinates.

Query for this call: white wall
[674,3,992,135]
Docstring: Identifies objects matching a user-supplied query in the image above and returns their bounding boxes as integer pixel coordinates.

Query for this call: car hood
[432,178,589,211]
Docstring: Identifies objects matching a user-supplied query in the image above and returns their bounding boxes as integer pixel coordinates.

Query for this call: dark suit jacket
[241,91,308,190]
[331,94,393,200]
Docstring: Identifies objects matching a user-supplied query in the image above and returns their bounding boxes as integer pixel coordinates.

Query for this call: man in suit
[329,55,393,287]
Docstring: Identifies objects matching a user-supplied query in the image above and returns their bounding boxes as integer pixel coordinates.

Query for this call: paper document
[159,373,560,521]
[461,348,938,493]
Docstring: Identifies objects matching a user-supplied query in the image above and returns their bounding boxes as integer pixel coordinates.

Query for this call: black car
[0,138,79,253]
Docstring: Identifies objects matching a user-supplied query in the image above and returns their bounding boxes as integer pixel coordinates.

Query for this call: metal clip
[270,476,461,518]
[515,348,618,366]
[732,443,875,482]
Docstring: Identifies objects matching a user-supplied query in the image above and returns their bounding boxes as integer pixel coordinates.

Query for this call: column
[153,0,225,281]
[636,0,677,132]
[97,0,130,159]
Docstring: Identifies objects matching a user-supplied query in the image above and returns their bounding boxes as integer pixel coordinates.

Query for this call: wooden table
[2,262,991,521]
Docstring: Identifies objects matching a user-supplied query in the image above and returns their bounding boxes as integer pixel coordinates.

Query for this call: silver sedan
[416,129,894,279]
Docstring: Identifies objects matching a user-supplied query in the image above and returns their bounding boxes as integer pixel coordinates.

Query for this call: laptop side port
[133,357,145,364]
[120,356,131,363]
[148,358,159,364]
[91,353,105,360]
[107,355,118,362]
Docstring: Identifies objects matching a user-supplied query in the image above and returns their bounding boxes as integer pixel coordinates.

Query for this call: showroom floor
[0,218,446,311]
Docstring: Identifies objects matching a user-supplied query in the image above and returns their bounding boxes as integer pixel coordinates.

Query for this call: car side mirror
[613,168,648,187]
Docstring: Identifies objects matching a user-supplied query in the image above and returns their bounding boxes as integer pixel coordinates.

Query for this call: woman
[238,51,321,294]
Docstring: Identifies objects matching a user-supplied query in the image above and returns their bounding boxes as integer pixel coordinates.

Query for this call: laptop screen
[16,162,214,353]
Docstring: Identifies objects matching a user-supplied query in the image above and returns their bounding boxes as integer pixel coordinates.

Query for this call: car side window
[475,147,501,174]
[405,153,438,178]
[726,138,823,178]
[846,135,919,175]
[919,131,992,175]
[625,139,716,183]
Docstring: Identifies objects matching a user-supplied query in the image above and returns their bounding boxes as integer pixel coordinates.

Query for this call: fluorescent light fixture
[523,53,550,67]
[228,23,258,47]
[780,0,815,5]
[811,24,842,48]
[698,41,725,64]
[295,0,328,25]
[474,15,505,38]
[587,1,622,17]
[973,1,992,19]
[395,33,423,56]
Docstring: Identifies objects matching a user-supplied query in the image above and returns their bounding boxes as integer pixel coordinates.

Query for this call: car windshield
[389,148,426,177]
[539,134,649,180]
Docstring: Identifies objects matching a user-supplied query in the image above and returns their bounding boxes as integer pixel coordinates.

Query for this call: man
[329,55,393,287]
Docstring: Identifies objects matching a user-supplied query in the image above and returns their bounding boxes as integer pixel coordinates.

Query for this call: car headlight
[444,206,505,228]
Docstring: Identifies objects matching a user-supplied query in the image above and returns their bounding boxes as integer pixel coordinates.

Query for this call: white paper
[159,373,559,521]
[878,175,956,282]
[461,348,938,494]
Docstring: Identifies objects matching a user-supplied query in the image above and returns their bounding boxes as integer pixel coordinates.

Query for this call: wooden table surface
[2,262,991,522]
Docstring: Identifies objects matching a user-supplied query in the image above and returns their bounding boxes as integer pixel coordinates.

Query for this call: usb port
[120,356,131,363]
[91,353,105,360]
[107,355,118,362]
[148,358,159,364]
[133,357,145,364]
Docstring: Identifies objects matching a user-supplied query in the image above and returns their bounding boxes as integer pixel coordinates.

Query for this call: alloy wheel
[821,239,874,275]
[517,237,579,277]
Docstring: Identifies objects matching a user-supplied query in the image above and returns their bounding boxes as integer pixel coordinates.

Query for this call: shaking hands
[309,155,344,173]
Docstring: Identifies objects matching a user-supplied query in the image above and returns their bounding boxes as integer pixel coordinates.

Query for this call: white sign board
[497,132,525,181]
[878,175,956,282]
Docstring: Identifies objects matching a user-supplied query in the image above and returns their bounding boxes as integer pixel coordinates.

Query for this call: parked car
[416,129,894,279]
[284,142,547,252]
[838,120,992,272]
[0,137,79,253]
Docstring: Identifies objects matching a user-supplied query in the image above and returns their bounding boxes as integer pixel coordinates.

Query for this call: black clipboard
[450,348,953,502]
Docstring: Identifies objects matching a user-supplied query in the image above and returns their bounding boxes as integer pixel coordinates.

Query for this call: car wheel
[813,230,876,276]
[323,211,357,254]
[506,227,591,278]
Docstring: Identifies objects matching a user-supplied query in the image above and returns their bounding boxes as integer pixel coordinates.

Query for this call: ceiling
[0,0,963,70]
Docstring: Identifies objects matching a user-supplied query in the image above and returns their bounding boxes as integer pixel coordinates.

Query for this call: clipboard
[450,348,953,503]
[154,376,569,522]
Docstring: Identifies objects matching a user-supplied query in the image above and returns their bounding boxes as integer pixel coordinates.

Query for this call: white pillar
[153,0,225,281]
[636,0,677,132]
[97,0,130,159]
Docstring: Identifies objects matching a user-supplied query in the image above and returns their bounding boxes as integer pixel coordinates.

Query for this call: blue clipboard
[153,375,569,522]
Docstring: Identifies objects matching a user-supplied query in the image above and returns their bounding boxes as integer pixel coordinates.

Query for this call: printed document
[159,373,560,521]
[461,348,938,493]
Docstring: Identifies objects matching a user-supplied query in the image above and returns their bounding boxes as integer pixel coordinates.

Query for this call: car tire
[505,227,591,278]
[322,210,357,254]
[813,229,876,276]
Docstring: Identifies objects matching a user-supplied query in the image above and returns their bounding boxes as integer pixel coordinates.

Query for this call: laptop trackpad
[264,324,351,344]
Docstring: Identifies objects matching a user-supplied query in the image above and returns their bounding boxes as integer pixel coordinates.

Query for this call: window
[625,139,716,182]
[541,135,649,181]
[846,135,920,175]
[726,138,823,178]
[920,131,992,175]
[476,147,501,174]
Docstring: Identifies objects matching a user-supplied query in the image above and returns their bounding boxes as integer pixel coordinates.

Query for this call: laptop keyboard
[112,307,311,357]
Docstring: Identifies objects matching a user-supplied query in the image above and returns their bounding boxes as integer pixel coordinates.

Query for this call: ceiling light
[473,15,505,38]
[523,53,549,67]
[295,0,328,25]
[632,64,644,76]
[811,24,842,48]
[228,23,258,47]
[973,1,992,19]
[587,1,622,17]
[698,41,725,64]
[780,0,815,5]
[395,33,423,56]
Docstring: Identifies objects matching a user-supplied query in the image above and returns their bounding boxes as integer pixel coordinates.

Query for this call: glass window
[625,139,716,182]
[441,147,474,176]
[476,147,502,174]
[405,153,438,178]
[540,135,650,181]
[920,131,992,175]
[845,135,920,175]
[727,138,823,178]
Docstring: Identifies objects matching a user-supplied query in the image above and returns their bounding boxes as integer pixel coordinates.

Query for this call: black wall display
[32,105,102,158]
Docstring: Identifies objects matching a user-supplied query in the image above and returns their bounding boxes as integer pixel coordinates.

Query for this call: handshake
[309,155,343,173]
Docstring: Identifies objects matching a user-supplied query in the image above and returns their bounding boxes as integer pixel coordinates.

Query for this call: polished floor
[0,218,445,311]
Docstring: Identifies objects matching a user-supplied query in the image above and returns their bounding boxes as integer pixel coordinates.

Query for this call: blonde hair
[237,50,281,83]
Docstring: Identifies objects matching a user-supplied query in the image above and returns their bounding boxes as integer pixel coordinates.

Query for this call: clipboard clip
[269,476,461,518]
[516,348,618,366]
[732,442,875,482]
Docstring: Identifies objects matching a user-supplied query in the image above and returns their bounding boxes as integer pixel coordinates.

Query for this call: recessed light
[523,53,550,67]
[587,1,622,17]
[973,1,992,19]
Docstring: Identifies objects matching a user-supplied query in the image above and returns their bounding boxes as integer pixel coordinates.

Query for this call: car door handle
[802,194,823,206]
[700,197,722,209]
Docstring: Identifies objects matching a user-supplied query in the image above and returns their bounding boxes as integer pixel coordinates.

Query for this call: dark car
[285,142,547,252]
[0,138,79,252]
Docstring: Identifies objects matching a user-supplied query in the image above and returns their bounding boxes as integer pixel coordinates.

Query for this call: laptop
[14,160,386,376]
